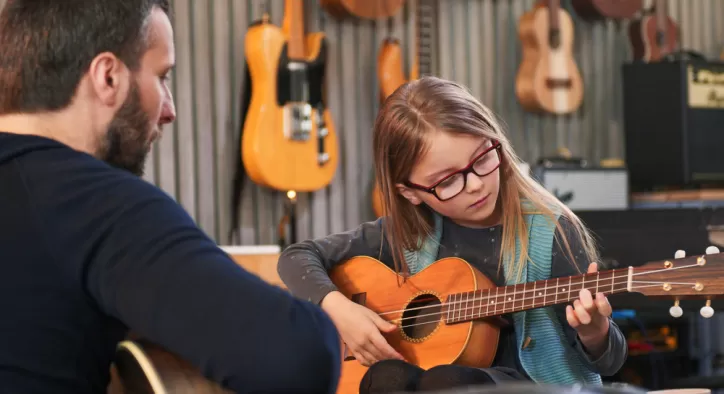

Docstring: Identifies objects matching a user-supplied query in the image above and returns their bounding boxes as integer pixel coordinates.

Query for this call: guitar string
[391,282,693,329]
[375,260,704,317]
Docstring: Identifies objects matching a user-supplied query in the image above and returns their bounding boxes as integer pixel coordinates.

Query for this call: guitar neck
[547,0,561,48]
[549,0,560,31]
[416,0,435,77]
[655,0,667,30]
[284,0,306,60]
[444,268,630,324]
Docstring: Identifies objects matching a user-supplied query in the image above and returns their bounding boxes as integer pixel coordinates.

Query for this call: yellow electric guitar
[241,0,339,192]
[372,0,437,217]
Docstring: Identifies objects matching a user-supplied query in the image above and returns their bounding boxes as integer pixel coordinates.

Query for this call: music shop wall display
[622,59,724,191]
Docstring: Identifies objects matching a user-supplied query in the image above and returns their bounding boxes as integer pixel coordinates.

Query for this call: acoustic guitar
[114,248,724,393]
[241,0,338,192]
[320,0,405,21]
[332,248,724,393]
[371,0,437,218]
[515,0,584,115]
[570,0,643,22]
[628,0,679,63]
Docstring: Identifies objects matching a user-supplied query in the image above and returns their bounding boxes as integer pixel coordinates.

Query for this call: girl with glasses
[277,76,627,392]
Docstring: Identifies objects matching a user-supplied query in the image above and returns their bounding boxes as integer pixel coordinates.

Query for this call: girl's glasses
[405,141,502,201]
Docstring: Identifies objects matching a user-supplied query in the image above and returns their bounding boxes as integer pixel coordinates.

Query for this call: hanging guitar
[627,0,679,63]
[241,0,338,193]
[371,0,437,218]
[570,0,643,22]
[515,0,584,115]
[320,0,405,21]
[113,247,724,393]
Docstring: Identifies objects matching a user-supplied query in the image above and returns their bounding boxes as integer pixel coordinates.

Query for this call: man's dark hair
[0,0,171,115]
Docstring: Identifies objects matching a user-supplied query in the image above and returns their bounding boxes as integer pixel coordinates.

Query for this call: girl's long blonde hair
[374,76,599,280]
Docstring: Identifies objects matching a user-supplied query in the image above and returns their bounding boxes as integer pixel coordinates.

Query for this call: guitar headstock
[631,246,724,319]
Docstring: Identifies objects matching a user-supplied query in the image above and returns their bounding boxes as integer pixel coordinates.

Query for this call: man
[0,1,341,393]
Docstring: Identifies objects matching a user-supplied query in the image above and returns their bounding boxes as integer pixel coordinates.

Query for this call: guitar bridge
[283,103,312,141]
[545,78,572,89]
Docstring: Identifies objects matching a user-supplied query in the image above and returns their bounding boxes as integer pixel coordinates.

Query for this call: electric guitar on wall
[627,0,679,63]
[371,0,437,218]
[113,247,724,394]
[241,0,338,193]
[515,0,584,115]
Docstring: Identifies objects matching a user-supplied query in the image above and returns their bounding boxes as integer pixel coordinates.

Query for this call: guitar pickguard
[275,41,332,167]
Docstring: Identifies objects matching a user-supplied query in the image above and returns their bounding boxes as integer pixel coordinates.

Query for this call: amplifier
[622,59,724,191]
[532,166,629,211]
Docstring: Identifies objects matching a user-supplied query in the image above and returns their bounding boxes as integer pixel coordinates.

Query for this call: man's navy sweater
[0,132,341,393]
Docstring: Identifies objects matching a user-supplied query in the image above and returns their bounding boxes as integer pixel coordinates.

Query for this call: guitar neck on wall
[515,0,584,115]
[240,0,339,194]
[372,0,437,218]
[628,0,679,63]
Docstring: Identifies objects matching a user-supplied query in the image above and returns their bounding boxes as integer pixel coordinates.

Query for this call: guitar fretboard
[417,0,434,76]
[444,268,630,324]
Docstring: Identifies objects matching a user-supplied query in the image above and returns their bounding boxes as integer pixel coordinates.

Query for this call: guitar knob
[706,246,720,255]
[700,300,714,319]
[669,299,683,318]
[675,250,686,259]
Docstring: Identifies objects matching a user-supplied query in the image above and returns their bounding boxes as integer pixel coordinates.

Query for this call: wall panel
[3,0,720,245]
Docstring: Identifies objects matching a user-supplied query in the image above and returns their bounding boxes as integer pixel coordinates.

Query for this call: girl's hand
[565,263,613,357]
[321,291,405,366]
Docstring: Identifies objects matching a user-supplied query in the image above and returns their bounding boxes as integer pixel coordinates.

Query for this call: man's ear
[87,52,129,107]
[396,183,423,205]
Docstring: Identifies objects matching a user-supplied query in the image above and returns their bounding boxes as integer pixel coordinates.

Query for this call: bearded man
[0,1,341,393]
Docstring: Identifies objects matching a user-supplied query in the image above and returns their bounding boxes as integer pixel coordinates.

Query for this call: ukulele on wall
[628,0,679,63]
[241,0,339,193]
[371,0,437,218]
[515,0,584,115]
[112,247,724,394]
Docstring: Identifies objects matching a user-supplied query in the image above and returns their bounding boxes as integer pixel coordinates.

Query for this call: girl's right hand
[321,291,405,366]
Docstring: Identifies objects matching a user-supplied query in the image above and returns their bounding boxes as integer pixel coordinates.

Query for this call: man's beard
[98,81,154,176]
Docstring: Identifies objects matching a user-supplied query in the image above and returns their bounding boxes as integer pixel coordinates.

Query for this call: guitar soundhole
[401,293,442,340]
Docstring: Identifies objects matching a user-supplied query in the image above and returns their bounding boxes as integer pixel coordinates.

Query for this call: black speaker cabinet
[622,60,724,191]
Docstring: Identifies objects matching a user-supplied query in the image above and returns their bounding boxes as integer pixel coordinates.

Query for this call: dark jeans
[359,360,528,393]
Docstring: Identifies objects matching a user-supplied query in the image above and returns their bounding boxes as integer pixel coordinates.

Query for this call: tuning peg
[706,246,720,255]
[669,299,683,318]
[700,299,714,319]
[675,250,686,259]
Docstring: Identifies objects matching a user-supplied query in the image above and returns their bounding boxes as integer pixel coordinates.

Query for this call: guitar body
[515,6,584,115]
[114,340,232,394]
[371,38,410,218]
[571,0,642,21]
[320,0,405,20]
[241,19,339,192]
[628,14,679,62]
[330,256,501,394]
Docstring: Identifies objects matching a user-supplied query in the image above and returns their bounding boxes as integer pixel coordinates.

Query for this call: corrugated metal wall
[148,0,724,246]
[9,0,722,245]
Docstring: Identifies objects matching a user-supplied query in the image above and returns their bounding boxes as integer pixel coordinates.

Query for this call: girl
[277,76,627,392]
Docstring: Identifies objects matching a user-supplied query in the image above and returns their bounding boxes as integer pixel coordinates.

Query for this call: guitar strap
[228,60,253,245]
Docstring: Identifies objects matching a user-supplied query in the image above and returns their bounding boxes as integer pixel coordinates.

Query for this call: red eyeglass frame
[404,140,502,201]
